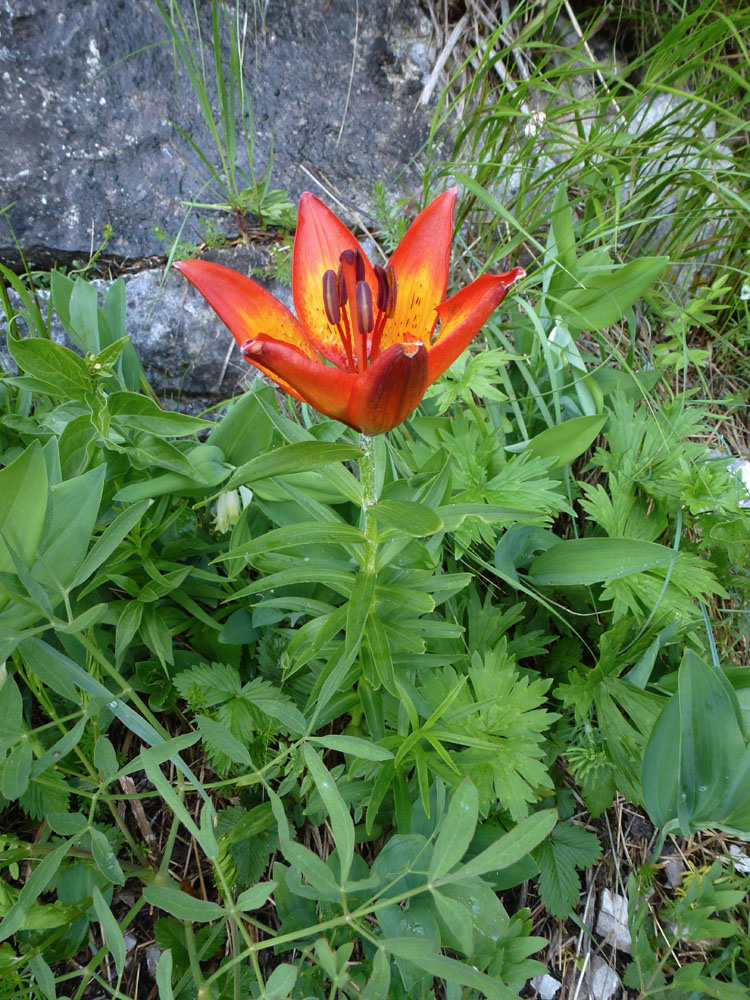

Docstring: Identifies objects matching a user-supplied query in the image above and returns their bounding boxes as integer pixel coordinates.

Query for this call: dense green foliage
[1,1,749,998]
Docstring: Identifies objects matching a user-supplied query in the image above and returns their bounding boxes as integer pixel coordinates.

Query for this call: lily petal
[380,189,456,353]
[174,260,316,359]
[293,193,376,367]
[347,342,429,435]
[241,338,355,425]
[427,268,526,384]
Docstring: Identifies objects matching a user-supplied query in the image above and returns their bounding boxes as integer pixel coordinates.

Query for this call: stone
[1,0,434,261]
[530,972,562,999]
[595,887,631,953]
[585,956,619,1000]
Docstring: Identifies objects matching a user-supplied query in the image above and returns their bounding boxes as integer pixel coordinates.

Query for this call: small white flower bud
[214,489,242,533]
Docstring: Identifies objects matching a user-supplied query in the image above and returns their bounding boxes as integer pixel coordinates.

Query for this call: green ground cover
[1,1,749,997]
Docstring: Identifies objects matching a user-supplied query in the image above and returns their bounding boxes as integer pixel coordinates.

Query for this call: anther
[373,264,388,312]
[385,265,397,318]
[356,280,373,336]
[322,269,340,326]
[337,263,348,305]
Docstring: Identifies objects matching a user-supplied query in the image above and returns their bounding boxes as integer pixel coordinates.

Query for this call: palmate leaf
[419,643,558,820]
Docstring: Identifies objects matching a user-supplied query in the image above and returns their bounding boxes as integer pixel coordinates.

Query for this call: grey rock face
[1,0,433,259]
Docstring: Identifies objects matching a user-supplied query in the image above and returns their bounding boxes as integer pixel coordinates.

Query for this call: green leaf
[235,881,276,912]
[644,652,749,835]
[446,809,557,882]
[207,390,273,466]
[29,954,57,1000]
[2,739,32,800]
[362,948,390,1000]
[72,499,151,588]
[69,275,101,353]
[534,823,601,917]
[370,500,444,536]
[92,885,126,978]
[345,571,375,662]
[155,950,174,1000]
[0,839,71,942]
[0,443,48,590]
[264,963,298,1000]
[508,414,606,468]
[430,889,474,956]
[528,537,676,586]
[35,465,105,591]
[428,779,479,880]
[559,256,668,333]
[8,338,94,400]
[308,735,393,761]
[227,441,363,490]
[303,744,355,884]
[94,737,119,780]
[143,885,225,922]
[107,392,212,436]
[280,840,340,896]
[383,938,516,1000]
[197,714,253,767]
[141,750,219,860]
[217,522,366,563]
[90,828,125,885]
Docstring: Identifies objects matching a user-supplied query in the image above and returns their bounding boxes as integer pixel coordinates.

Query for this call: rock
[663,856,685,889]
[4,244,293,413]
[1,0,434,260]
[595,887,631,952]
[145,945,162,979]
[585,956,620,1000]
[530,972,562,998]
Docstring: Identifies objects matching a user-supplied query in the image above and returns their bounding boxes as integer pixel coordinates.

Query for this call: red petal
[174,260,316,360]
[292,193,376,367]
[427,268,525,384]
[241,338,355,425]
[378,190,456,354]
[347,342,429,435]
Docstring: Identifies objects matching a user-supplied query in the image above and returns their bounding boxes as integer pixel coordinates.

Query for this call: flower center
[322,249,397,373]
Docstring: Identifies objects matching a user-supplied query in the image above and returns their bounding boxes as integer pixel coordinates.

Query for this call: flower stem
[359,434,378,573]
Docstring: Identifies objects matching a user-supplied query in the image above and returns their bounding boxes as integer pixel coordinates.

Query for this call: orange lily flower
[174,190,525,435]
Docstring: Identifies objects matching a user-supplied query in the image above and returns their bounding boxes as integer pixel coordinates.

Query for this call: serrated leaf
[534,823,601,918]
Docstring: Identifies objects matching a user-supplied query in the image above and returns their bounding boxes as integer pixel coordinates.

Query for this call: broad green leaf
[92,885,126,978]
[94,736,119,780]
[35,465,105,591]
[0,443,48,590]
[547,183,577,297]
[559,256,668,333]
[29,954,56,1000]
[8,338,94,400]
[264,963,298,1000]
[207,390,273,466]
[216,522,366,563]
[69,276,101,353]
[383,938,516,1000]
[107,391,212,436]
[528,537,676,586]
[429,779,479,880]
[280,840,340,896]
[90,828,125,884]
[143,885,225,922]
[0,839,71,942]
[303,744,355,884]
[72,499,150,587]
[2,739,32,800]
[361,948,390,1000]
[58,414,98,479]
[430,889,474,956]
[155,950,174,1000]
[446,809,557,882]
[235,881,276,912]
[507,414,606,468]
[227,441,362,490]
[308,734,393,761]
[370,500,444,537]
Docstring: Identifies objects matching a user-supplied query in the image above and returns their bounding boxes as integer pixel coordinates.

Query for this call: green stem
[359,433,378,573]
